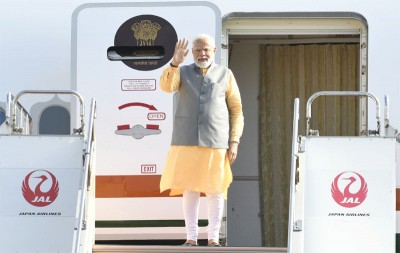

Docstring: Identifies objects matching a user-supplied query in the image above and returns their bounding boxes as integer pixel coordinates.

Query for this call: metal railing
[306,91,380,136]
[6,92,32,134]
[287,98,300,253]
[11,90,85,134]
[74,98,96,253]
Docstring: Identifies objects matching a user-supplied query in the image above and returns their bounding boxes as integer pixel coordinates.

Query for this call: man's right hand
[171,38,189,66]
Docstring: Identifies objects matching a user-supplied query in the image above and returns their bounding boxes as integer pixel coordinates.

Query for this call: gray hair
[192,34,216,48]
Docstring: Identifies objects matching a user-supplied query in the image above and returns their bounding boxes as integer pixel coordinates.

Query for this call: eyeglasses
[193,48,212,54]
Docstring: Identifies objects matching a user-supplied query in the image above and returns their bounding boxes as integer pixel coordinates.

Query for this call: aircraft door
[72,2,222,241]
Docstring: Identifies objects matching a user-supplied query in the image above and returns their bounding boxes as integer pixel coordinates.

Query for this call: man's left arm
[226,71,244,164]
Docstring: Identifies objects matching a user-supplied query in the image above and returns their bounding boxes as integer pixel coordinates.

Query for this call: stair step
[93,245,287,253]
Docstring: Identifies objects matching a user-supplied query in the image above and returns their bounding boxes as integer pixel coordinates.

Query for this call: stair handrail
[287,98,300,253]
[74,98,96,253]
[306,91,380,136]
[12,90,85,134]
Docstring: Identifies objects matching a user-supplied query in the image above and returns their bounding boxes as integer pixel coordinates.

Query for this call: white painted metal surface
[0,135,84,252]
[72,2,220,177]
[72,2,222,241]
[0,91,96,253]
[289,92,396,253]
[301,137,395,253]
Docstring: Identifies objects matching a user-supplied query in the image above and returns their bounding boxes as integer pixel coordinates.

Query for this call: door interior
[223,13,366,247]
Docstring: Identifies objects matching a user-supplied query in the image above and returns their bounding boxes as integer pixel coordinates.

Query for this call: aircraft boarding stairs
[288,91,398,253]
[3,90,396,253]
[93,90,399,253]
[0,90,97,253]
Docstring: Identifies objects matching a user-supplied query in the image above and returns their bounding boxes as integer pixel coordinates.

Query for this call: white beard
[194,57,213,68]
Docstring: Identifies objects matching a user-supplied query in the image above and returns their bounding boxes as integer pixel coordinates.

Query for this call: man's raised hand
[171,38,189,66]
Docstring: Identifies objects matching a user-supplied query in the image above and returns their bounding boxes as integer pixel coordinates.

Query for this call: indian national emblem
[131,20,161,46]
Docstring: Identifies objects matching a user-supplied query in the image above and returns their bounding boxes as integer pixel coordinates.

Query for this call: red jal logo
[22,170,59,207]
[331,171,368,208]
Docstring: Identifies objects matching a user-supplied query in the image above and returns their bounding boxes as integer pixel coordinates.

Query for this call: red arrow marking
[118,102,157,111]
[117,124,130,130]
[146,124,159,130]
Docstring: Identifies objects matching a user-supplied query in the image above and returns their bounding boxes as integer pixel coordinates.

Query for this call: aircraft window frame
[39,105,70,135]
[0,108,5,126]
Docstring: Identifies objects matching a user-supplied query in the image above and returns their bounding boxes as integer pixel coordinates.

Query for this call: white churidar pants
[182,190,224,242]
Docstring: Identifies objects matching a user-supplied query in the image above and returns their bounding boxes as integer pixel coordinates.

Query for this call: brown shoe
[208,242,221,247]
